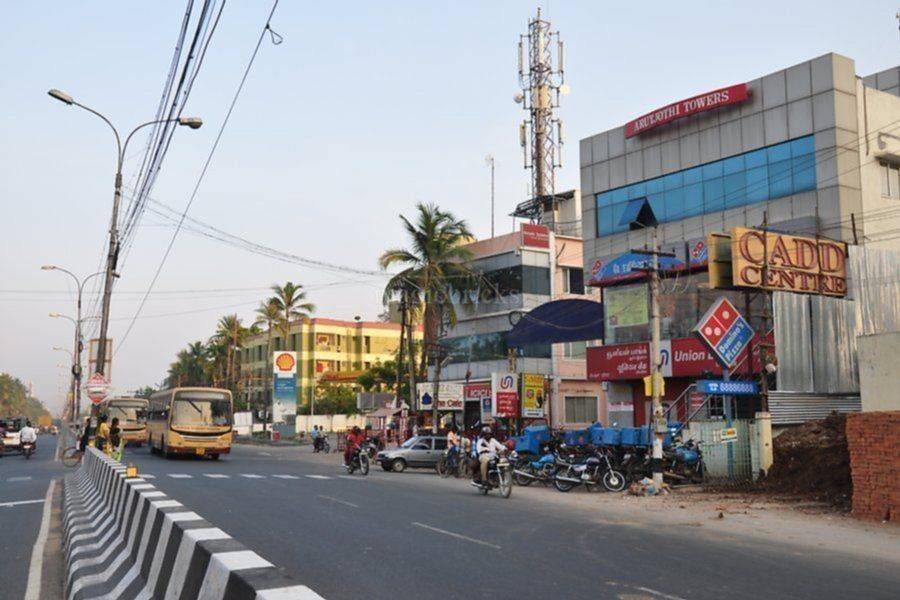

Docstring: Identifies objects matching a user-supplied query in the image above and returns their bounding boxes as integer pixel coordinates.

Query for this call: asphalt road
[0,433,61,599]
[121,442,899,600]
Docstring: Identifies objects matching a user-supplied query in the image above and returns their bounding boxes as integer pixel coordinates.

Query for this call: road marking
[259,452,272,456]
[317,495,359,508]
[8,476,33,482]
[240,474,264,478]
[338,475,367,481]
[204,474,230,479]
[411,522,501,550]
[273,474,300,480]
[140,474,156,479]
[24,479,55,600]
[305,475,331,480]
[0,498,45,508]
[169,474,192,479]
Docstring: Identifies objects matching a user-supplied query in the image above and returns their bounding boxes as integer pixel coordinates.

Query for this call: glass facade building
[596,136,816,236]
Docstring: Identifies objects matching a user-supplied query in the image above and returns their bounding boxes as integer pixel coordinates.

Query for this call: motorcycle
[471,453,513,498]
[437,447,468,478]
[22,441,35,460]
[665,438,704,484]
[345,445,370,476]
[512,448,559,486]
[313,437,331,454]
[553,446,626,493]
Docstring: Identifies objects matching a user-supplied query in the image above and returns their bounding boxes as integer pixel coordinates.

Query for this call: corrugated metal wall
[768,391,861,425]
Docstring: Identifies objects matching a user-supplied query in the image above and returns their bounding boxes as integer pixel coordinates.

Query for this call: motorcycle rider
[446,425,460,468]
[19,420,37,454]
[343,426,365,468]
[475,426,505,484]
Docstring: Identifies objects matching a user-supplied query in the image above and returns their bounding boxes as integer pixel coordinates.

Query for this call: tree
[270,282,315,352]
[379,203,483,431]
[255,298,281,432]
[356,360,398,392]
[312,383,357,415]
[0,373,50,421]
[165,341,208,388]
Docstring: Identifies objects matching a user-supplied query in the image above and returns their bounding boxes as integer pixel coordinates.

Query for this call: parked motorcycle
[554,447,626,493]
[471,453,513,498]
[345,446,370,476]
[665,438,704,484]
[512,449,559,486]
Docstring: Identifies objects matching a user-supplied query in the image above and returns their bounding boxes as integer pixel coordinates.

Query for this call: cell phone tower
[514,8,568,223]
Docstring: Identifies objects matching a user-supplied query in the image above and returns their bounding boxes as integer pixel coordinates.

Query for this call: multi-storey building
[240,317,421,411]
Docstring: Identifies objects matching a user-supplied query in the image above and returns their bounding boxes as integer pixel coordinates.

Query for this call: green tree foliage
[270,282,315,352]
[0,373,50,421]
[308,382,357,416]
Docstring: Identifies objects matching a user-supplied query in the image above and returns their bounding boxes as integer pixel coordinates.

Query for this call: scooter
[471,454,513,498]
[22,441,35,460]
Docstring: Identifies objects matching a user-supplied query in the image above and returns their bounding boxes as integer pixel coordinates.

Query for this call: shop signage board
[521,374,545,418]
[416,382,465,411]
[605,285,648,328]
[273,351,297,376]
[694,297,754,368]
[465,382,493,424]
[521,223,550,249]
[491,372,519,418]
[731,227,847,297]
[625,83,750,138]
[696,379,759,396]
[719,427,738,443]
[272,352,298,423]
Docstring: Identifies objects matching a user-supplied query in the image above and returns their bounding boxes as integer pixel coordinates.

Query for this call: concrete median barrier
[62,447,322,600]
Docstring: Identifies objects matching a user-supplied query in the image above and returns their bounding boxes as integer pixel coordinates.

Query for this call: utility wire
[116,0,281,354]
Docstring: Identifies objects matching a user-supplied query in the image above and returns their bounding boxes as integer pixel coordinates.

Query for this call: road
[117,442,900,600]
[0,433,61,599]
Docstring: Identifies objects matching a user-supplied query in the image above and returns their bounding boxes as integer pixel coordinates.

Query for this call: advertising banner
[273,351,298,376]
[731,227,847,297]
[416,382,465,411]
[694,297,754,368]
[521,374,545,418]
[465,382,493,424]
[521,223,550,248]
[272,351,297,423]
[605,285,648,329]
[491,372,519,418]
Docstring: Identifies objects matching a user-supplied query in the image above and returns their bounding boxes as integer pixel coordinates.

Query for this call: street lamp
[47,88,202,377]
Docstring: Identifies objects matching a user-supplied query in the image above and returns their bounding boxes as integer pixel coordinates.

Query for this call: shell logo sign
[273,351,297,376]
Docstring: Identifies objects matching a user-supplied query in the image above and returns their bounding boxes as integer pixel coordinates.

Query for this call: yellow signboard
[642,373,665,397]
[730,227,847,297]
[521,373,545,418]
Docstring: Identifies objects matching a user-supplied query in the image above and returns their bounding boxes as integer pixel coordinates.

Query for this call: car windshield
[172,391,232,427]
[107,402,147,425]
[401,436,426,448]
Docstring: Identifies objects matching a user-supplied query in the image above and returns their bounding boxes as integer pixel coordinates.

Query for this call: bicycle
[62,445,83,467]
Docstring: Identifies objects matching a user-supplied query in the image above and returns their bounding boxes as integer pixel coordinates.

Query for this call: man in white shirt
[19,421,37,450]
[476,426,505,483]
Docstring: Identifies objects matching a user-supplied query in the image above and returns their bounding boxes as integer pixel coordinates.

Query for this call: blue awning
[506,298,604,346]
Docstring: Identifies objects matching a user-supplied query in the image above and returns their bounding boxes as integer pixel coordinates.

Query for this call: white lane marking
[259,451,272,456]
[203,474,230,479]
[24,479,55,600]
[411,522,501,550]
[317,495,359,508]
[634,586,689,600]
[8,476,32,482]
[140,474,156,479]
[338,475,367,481]
[0,498,45,508]
[256,585,325,599]
[304,475,331,480]
[273,474,300,479]
[240,474,264,478]
[169,474,192,479]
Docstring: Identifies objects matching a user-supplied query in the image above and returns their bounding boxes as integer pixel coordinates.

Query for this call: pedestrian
[95,415,110,452]
[109,417,123,461]
[79,417,92,453]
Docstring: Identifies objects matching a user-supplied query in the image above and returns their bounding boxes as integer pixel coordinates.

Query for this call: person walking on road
[109,417,123,461]
[96,415,110,453]
[79,418,92,453]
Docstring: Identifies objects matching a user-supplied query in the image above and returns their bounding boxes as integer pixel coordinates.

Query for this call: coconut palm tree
[379,203,483,431]
[214,314,253,393]
[166,341,207,388]
[270,282,316,352]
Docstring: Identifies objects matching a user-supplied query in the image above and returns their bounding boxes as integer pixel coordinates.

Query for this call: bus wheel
[163,439,172,459]
[211,454,220,461]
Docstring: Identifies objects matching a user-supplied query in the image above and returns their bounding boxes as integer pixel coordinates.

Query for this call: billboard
[465,382,493,424]
[272,351,297,423]
[521,374,545,418]
[491,372,519,418]
[694,297,754,368]
[521,223,550,248]
[88,338,113,380]
[625,83,750,138]
[416,382,465,411]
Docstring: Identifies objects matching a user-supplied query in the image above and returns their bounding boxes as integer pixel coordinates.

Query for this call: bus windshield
[172,391,232,428]
[107,402,147,426]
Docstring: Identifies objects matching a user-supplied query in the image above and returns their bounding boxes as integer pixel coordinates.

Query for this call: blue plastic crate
[563,429,590,447]
[620,427,640,446]
[601,428,622,446]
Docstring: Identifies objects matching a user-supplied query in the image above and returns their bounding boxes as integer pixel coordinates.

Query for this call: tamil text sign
[731,227,847,297]
[694,297,754,368]
[521,374,545,418]
[521,223,550,249]
[491,372,519,418]
[625,84,750,138]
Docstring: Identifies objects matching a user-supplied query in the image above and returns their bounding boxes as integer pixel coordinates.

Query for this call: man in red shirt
[344,426,365,467]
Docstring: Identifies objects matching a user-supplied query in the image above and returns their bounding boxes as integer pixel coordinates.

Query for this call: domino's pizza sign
[694,297,754,369]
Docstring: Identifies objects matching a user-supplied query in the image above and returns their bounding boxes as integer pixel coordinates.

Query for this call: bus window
[172,391,232,427]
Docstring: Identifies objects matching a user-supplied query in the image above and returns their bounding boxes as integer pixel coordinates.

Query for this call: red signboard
[625,83,750,138]
[521,223,550,249]
[587,342,650,381]
[464,382,491,402]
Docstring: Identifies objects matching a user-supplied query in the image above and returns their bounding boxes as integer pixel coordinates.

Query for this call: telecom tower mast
[513,8,567,224]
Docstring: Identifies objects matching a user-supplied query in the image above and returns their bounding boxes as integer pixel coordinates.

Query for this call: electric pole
[486,154,496,237]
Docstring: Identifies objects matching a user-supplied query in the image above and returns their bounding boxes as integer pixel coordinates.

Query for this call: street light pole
[43,266,103,421]
[47,88,202,378]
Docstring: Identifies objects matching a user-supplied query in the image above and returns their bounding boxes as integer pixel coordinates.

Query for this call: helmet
[481,426,492,438]
[352,426,361,434]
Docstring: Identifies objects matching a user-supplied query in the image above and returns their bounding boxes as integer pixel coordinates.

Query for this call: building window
[562,267,585,294]
[596,135,817,236]
[880,162,900,198]
[565,396,598,423]
[563,341,587,359]
[442,331,551,364]
[364,336,371,353]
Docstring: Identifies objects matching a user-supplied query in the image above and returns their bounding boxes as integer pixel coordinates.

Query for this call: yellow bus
[100,397,149,446]
[147,387,233,459]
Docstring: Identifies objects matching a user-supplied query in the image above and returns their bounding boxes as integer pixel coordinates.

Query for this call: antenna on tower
[512,7,566,227]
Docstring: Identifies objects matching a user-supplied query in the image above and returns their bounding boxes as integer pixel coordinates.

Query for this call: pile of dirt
[760,412,851,510]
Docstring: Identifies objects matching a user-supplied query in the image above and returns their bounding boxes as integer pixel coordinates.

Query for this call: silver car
[377,435,448,472]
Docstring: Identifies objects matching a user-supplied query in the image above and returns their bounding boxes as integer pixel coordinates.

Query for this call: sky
[1,0,897,414]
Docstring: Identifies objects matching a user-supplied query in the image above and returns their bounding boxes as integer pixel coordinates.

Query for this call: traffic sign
[694,297,754,368]
[696,379,759,396]
[85,372,109,404]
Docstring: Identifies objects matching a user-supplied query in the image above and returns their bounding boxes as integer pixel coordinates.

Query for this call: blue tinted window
[610,203,628,233]
[792,155,816,191]
[648,192,666,222]
[703,178,725,213]
[767,142,791,163]
[664,188,685,221]
[611,188,629,204]
[724,172,746,208]
[663,172,683,191]
[683,167,702,185]
[702,162,723,180]
[723,155,744,175]
[598,206,612,236]
[683,183,704,217]
[790,136,814,157]
[746,166,768,202]
[596,191,613,207]
[646,177,664,194]
[769,159,792,198]
[628,182,647,199]
[745,148,767,168]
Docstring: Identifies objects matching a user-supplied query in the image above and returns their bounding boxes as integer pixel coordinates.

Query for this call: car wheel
[381,463,392,472]
[391,458,407,473]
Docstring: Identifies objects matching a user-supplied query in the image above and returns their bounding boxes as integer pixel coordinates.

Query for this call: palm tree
[270,282,316,352]
[379,203,482,431]
[214,314,252,393]
[166,341,207,388]
[255,298,282,429]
